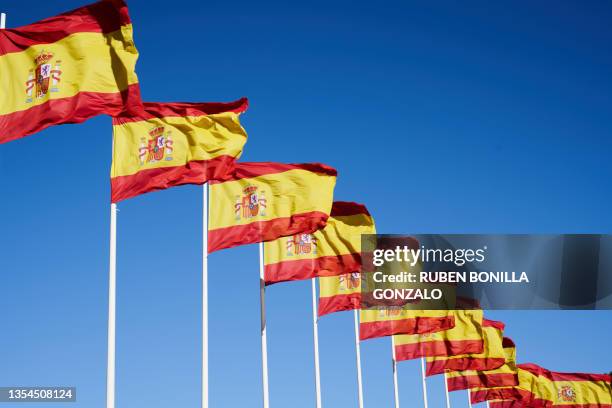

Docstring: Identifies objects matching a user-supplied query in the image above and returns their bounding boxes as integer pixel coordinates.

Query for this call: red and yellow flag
[0,0,142,143]
[393,310,484,361]
[533,366,611,408]
[446,337,518,391]
[318,272,362,316]
[263,201,374,285]
[208,162,337,252]
[110,98,248,202]
[359,308,456,341]
[471,364,555,407]
[425,319,506,376]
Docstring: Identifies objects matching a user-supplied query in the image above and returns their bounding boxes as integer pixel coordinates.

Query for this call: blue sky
[1,1,612,407]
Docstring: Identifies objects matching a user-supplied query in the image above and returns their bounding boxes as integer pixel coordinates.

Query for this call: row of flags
[1,1,611,408]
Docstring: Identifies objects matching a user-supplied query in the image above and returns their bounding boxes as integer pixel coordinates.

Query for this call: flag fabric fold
[426,319,506,376]
[110,98,248,202]
[446,337,518,391]
[264,201,374,285]
[0,0,142,143]
[393,310,484,361]
[318,272,362,316]
[208,162,337,253]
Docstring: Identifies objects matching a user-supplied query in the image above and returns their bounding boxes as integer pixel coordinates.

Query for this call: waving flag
[534,366,612,407]
[393,310,484,361]
[425,319,506,376]
[111,98,248,202]
[471,364,555,407]
[264,201,374,285]
[208,162,337,253]
[0,0,142,143]
[446,337,518,391]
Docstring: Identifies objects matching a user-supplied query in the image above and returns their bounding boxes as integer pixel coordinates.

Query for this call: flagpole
[467,390,473,408]
[202,183,209,408]
[420,358,429,408]
[106,203,117,408]
[311,279,322,408]
[391,337,400,408]
[443,373,451,408]
[0,13,6,29]
[353,310,364,408]
[259,242,270,408]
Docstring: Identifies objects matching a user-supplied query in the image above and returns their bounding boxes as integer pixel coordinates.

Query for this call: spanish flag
[425,319,506,376]
[359,308,456,341]
[393,310,484,361]
[208,162,337,253]
[318,273,362,316]
[263,201,374,285]
[110,98,248,202]
[471,364,555,407]
[0,0,142,143]
[533,366,611,407]
[446,337,518,391]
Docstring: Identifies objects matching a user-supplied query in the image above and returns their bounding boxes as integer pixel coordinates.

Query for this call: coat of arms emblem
[286,233,317,256]
[558,385,576,402]
[339,272,361,291]
[235,185,267,220]
[25,50,62,103]
[139,126,174,165]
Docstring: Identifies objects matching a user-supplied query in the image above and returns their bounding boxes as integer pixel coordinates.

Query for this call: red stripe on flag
[264,253,362,285]
[427,357,506,377]
[318,293,361,317]
[113,98,249,123]
[0,84,142,144]
[330,201,371,217]
[110,155,238,203]
[395,339,484,362]
[209,162,337,182]
[0,0,132,56]
[208,211,330,253]
[447,372,518,391]
[359,315,455,341]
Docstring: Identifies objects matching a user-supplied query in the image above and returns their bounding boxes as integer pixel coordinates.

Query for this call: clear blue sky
[1,1,611,407]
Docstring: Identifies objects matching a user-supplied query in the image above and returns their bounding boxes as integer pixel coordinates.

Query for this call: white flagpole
[202,184,209,408]
[259,243,270,408]
[391,337,400,408]
[0,13,6,29]
[353,310,364,408]
[486,402,490,408]
[467,390,473,408]
[443,373,451,408]
[311,279,322,408]
[420,358,429,408]
[106,203,117,408]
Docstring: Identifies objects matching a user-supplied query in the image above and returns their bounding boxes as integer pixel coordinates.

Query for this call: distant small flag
[446,337,518,391]
[264,201,374,285]
[425,319,506,376]
[470,364,554,406]
[208,162,337,253]
[110,98,248,202]
[393,310,484,361]
[0,0,142,143]
[318,272,362,316]
[533,366,611,407]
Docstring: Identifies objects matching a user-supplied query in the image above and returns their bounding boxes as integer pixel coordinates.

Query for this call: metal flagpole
[467,390,473,408]
[311,279,322,408]
[259,243,270,408]
[353,310,364,408]
[391,337,400,408]
[1,13,6,29]
[202,184,209,408]
[443,373,451,408]
[420,358,429,408]
[106,203,117,408]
